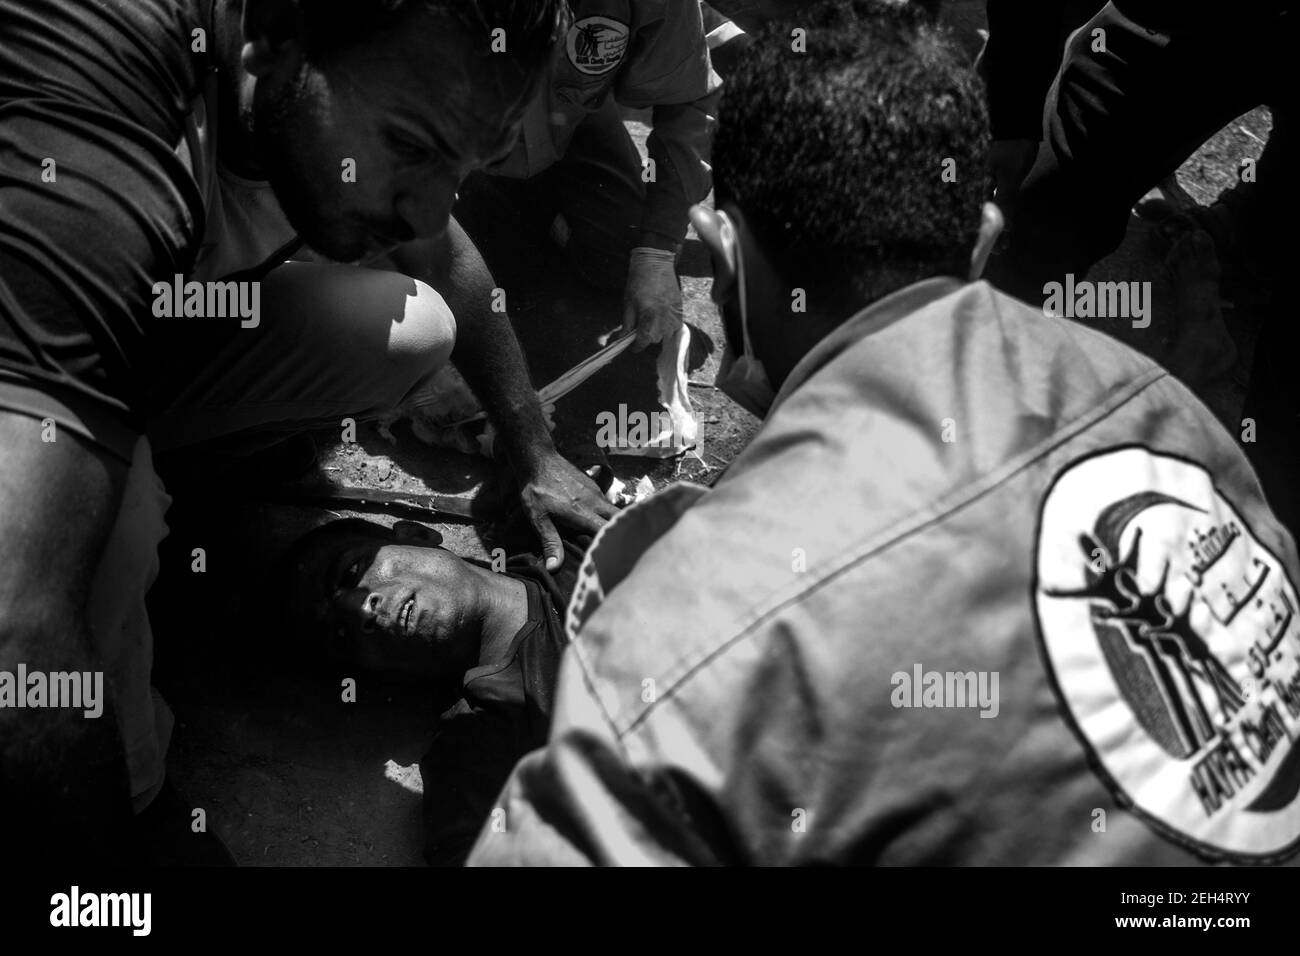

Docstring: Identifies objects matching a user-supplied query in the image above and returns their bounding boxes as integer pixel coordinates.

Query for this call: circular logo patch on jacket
[1035,446,1300,861]
[566,16,629,75]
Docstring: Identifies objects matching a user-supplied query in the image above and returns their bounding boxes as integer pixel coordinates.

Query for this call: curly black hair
[714,0,990,301]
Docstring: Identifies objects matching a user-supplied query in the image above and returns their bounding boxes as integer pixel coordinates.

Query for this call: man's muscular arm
[390,222,552,473]
[387,223,616,568]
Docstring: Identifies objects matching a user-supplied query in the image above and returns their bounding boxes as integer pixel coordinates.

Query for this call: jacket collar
[768,277,967,415]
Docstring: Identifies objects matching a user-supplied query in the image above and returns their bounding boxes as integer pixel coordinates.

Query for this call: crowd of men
[2,0,1297,867]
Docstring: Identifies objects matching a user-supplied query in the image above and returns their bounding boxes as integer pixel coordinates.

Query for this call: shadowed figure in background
[988,0,1299,535]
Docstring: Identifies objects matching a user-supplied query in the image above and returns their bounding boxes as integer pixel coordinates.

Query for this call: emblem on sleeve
[566,16,629,76]
[1035,447,1300,861]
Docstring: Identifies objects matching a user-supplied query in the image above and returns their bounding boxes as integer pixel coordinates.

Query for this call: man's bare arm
[390,221,550,471]
[386,222,616,567]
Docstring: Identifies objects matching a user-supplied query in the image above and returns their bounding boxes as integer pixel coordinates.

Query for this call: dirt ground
[153,4,1272,865]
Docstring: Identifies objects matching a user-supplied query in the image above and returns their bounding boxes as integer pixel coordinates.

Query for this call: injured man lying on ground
[282,519,587,866]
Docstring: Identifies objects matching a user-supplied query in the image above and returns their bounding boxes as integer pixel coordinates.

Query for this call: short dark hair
[283,518,392,575]
[300,0,566,72]
[713,0,989,302]
[278,518,396,658]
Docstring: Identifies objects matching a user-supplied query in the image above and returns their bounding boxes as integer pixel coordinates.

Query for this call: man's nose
[395,175,459,240]
[361,592,382,632]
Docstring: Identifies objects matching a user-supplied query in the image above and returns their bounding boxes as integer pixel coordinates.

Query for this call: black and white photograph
[0,0,1295,935]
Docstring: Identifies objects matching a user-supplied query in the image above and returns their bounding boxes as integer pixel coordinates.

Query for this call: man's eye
[389,132,427,163]
[340,558,363,590]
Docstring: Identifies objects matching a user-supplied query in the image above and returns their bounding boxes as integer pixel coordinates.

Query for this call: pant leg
[453,170,562,300]
[543,97,647,292]
[458,98,645,295]
[146,262,456,451]
[997,1,1286,302]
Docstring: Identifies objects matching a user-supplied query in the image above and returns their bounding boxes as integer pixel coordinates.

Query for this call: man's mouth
[397,597,416,636]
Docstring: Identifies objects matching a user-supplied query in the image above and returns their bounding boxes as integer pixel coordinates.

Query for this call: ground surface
[153,3,1271,865]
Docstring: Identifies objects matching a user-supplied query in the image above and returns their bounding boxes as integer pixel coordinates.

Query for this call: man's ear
[689,203,736,292]
[241,0,304,77]
[969,202,1004,282]
[391,521,443,546]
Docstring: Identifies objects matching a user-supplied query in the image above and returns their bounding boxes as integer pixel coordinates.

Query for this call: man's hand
[518,451,619,570]
[388,225,616,569]
[622,247,684,351]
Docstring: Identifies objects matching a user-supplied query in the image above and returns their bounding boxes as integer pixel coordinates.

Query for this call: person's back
[0,0,206,424]
[548,278,1300,864]
[468,0,1300,866]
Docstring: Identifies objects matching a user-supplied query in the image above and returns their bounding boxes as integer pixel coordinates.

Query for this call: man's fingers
[533,512,563,571]
[565,498,616,533]
[635,320,658,350]
[639,306,677,350]
[625,304,653,352]
[571,469,620,522]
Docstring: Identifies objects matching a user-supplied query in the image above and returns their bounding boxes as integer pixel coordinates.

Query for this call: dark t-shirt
[419,537,588,866]
[0,0,206,433]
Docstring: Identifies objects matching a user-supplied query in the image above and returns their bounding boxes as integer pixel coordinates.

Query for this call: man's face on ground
[252,12,532,262]
[293,532,480,679]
